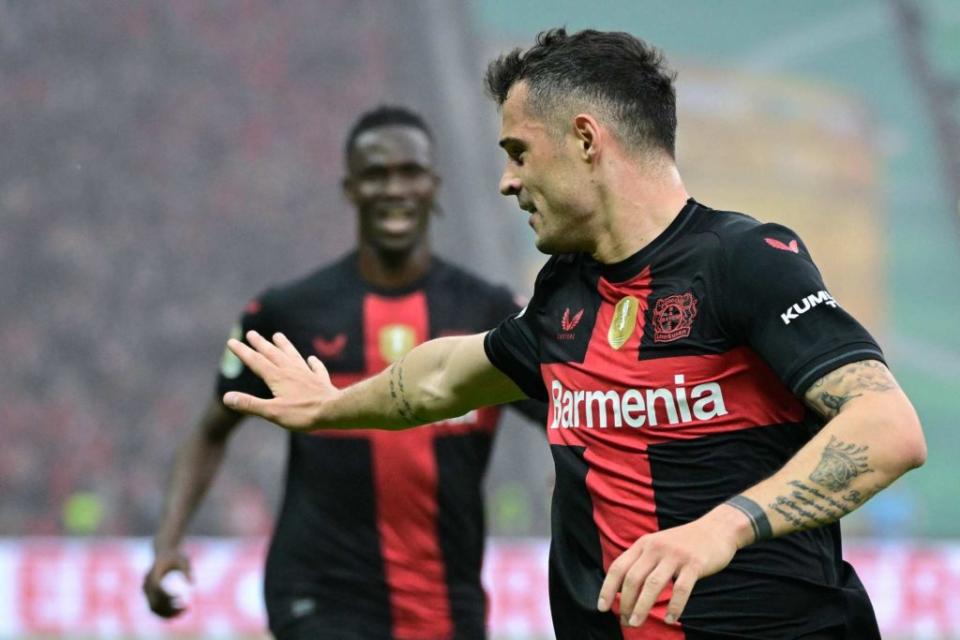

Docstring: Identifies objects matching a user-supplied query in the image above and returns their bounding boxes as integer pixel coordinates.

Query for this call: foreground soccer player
[223,31,926,639]
[144,105,543,640]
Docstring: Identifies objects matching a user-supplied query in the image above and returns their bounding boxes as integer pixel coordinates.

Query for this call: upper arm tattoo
[804,359,898,419]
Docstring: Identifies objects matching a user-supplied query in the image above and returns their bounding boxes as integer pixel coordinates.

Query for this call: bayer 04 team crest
[653,292,698,343]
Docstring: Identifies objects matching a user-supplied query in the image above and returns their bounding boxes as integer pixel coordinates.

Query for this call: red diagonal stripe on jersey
[362,292,454,640]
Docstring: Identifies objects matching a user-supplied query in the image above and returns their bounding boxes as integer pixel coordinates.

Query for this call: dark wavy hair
[485,28,677,157]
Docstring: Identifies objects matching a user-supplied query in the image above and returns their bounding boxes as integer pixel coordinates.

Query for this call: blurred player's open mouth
[374,204,420,237]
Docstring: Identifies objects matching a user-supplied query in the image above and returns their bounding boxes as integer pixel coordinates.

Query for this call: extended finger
[227,338,275,376]
[663,565,698,625]
[223,391,276,420]
[626,561,677,627]
[272,332,309,369]
[618,554,659,625]
[598,546,641,611]
[307,356,332,386]
[246,330,287,365]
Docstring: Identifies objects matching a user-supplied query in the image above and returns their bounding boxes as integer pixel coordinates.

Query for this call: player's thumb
[307,356,332,385]
[223,392,269,418]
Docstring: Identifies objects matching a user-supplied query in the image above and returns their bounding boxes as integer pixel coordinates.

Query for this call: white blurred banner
[1,538,958,638]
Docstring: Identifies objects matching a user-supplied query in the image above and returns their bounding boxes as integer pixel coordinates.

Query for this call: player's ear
[573,114,601,162]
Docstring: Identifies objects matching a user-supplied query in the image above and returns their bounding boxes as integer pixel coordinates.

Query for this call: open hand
[597,506,749,628]
[222,331,338,431]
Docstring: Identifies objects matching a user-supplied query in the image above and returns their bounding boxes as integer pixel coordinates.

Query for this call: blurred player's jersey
[485,199,883,639]
[218,252,522,639]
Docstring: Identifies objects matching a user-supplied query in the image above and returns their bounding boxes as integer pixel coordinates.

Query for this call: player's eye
[359,167,388,182]
[397,164,429,179]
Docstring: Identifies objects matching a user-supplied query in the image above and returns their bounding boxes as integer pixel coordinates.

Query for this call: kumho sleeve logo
[781,290,839,325]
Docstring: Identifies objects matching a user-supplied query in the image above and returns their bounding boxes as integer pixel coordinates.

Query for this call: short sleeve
[486,284,529,328]
[215,296,273,400]
[720,223,885,396]
[483,271,549,402]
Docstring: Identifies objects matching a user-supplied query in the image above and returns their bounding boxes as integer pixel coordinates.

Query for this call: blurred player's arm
[143,399,243,617]
[224,330,527,431]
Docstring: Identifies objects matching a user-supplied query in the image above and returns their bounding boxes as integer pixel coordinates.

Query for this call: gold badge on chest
[379,324,416,363]
[608,296,639,350]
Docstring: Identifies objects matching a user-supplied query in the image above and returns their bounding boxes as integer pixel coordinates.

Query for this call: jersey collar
[596,198,699,283]
[349,251,439,297]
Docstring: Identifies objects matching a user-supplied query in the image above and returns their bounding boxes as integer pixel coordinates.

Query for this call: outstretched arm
[598,359,926,628]
[223,330,527,431]
[143,399,243,617]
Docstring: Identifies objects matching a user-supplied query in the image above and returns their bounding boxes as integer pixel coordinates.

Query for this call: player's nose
[383,171,409,197]
[499,169,521,196]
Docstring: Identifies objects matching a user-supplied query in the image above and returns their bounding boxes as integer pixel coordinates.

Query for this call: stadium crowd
[0,1,463,536]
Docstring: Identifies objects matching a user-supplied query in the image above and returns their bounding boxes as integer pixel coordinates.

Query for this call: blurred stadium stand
[0,0,549,540]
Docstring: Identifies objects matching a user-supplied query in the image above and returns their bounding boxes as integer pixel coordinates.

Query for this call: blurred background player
[142,105,544,640]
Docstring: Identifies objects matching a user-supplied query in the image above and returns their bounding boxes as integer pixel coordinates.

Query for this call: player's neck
[590,161,689,264]
[357,242,432,289]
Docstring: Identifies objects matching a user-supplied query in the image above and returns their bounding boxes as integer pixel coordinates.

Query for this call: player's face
[345,125,438,258]
[497,83,594,254]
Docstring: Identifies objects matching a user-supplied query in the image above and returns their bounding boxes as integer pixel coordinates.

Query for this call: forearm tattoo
[725,495,773,543]
[388,356,418,424]
[805,360,897,419]
[768,436,876,531]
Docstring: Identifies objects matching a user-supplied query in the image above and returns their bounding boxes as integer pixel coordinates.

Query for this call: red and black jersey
[485,199,884,639]
[217,252,526,640]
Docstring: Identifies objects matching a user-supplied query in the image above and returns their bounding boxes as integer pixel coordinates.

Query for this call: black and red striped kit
[485,199,884,639]
[218,252,525,640]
